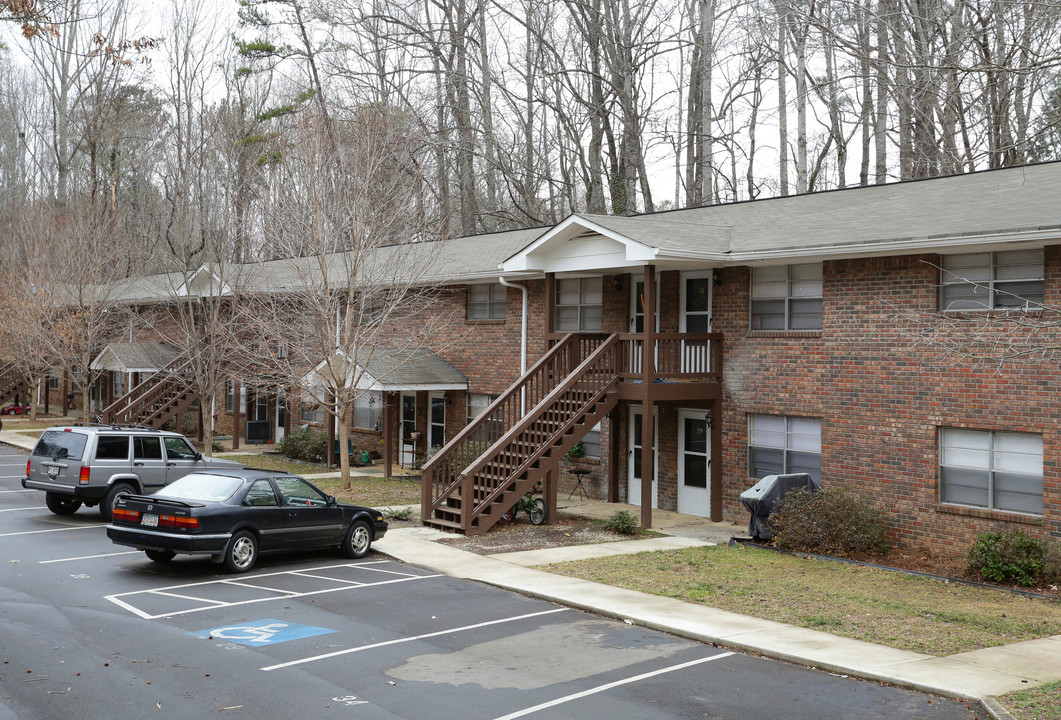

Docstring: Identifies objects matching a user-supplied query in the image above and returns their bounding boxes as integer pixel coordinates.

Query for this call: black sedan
[106,468,388,573]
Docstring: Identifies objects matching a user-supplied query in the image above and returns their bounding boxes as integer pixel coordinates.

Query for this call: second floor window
[468,283,506,321]
[555,277,603,332]
[750,263,823,331]
[941,250,1044,311]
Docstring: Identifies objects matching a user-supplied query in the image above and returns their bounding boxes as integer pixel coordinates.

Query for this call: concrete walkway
[4,426,1058,714]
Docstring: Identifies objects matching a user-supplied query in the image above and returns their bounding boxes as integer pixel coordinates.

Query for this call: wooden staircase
[100,360,197,428]
[0,365,29,406]
[422,333,622,535]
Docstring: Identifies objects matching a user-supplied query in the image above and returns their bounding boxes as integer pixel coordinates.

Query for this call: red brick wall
[713,253,1059,556]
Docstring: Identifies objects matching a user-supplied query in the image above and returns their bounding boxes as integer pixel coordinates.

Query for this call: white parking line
[40,551,140,564]
[0,489,35,493]
[490,652,736,720]
[105,562,440,620]
[0,506,47,512]
[261,608,569,671]
[0,525,103,538]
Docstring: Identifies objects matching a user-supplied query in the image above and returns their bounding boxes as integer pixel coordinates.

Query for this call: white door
[400,393,417,466]
[628,276,660,374]
[677,409,711,517]
[627,406,657,509]
[680,272,713,373]
[275,396,286,443]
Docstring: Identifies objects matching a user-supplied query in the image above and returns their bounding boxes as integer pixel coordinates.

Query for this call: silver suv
[23,425,243,520]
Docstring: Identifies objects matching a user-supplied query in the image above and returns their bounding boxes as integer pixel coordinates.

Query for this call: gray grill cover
[739,473,820,540]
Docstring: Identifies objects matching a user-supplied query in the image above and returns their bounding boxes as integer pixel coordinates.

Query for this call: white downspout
[498,276,527,414]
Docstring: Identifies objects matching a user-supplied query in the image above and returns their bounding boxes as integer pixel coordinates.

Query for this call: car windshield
[33,431,88,460]
[153,474,244,502]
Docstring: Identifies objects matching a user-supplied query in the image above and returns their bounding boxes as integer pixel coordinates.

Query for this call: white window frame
[940,428,1043,515]
[468,283,506,321]
[555,277,603,332]
[353,390,383,431]
[940,250,1044,311]
[750,263,823,331]
[747,414,822,481]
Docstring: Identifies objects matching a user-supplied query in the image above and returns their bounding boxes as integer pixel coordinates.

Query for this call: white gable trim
[174,265,232,298]
[501,215,658,273]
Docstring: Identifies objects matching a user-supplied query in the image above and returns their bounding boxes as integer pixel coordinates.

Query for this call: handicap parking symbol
[190,619,336,646]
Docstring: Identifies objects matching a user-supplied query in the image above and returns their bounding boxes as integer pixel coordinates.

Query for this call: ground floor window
[353,390,383,431]
[580,422,602,459]
[299,400,325,425]
[748,414,821,481]
[940,428,1043,515]
[467,392,501,441]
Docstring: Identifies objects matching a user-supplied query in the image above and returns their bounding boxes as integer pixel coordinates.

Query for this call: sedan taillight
[159,514,199,530]
[113,507,140,523]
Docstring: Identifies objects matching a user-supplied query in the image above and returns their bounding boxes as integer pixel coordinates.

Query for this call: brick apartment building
[32,161,1059,554]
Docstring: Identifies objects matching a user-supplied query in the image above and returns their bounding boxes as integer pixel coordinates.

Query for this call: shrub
[770,487,889,556]
[278,427,328,462]
[606,509,639,535]
[966,531,1046,587]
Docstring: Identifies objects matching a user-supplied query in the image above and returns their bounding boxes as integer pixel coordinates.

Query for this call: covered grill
[739,473,820,540]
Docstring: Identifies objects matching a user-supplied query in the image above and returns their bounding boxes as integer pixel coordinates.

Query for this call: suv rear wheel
[45,493,82,516]
[101,483,135,521]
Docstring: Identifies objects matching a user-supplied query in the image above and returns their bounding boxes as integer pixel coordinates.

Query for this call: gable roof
[502,162,1061,272]
[89,343,182,373]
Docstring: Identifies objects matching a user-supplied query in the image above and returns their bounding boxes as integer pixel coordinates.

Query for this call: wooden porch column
[383,392,395,478]
[710,398,724,521]
[326,390,335,470]
[640,265,656,529]
[231,379,241,450]
[608,407,620,503]
[543,467,557,525]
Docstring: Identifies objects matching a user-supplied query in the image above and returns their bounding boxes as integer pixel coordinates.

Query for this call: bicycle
[498,482,545,525]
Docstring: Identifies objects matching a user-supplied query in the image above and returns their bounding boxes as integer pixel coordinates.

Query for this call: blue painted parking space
[189,619,336,646]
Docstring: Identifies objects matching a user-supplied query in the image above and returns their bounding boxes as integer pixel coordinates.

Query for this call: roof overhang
[303,347,467,394]
[89,343,181,373]
[500,215,659,274]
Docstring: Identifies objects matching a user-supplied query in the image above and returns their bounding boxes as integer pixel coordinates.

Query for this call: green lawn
[543,544,1061,657]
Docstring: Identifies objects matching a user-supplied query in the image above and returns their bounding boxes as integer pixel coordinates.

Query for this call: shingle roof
[89,343,182,372]
[569,162,1061,258]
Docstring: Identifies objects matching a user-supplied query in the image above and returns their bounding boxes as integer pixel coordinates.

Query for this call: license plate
[142,514,158,527]
[47,468,59,480]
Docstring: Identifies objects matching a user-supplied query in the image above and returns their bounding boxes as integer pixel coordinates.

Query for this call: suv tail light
[26,460,30,477]
[79,466,91,485]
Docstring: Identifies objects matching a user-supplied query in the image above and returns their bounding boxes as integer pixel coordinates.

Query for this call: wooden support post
[384,392,395,479]
[232,379,241,451]
[608,408,620,503]
[640,265,656,529]
[544,467,557,525]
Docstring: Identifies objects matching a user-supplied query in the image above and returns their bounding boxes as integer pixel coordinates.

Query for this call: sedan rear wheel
[45,492,82,516]
[145,549,176,563]
[223,530,258,573]
[341,520,373,559]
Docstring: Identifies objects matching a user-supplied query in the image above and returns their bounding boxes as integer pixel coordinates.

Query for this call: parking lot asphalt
[3,427,1057,718]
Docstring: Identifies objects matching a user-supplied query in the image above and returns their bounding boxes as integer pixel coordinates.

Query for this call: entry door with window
[428,393,446,450]
[275,396,286,443]
[677,410,711,517]
[680,272,713,373]
[400,394,417,466]
[628,277,660,374]
[627,407,658,509]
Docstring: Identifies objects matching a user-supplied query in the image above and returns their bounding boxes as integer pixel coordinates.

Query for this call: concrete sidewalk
[373,522,1061,712]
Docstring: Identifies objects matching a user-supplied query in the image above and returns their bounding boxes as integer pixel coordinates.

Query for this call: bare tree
[241,107,454,485]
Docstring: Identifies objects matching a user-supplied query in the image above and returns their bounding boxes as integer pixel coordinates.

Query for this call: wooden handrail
[102,358,194,424]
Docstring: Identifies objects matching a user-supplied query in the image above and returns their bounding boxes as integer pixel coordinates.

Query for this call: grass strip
[542,543,1061,656]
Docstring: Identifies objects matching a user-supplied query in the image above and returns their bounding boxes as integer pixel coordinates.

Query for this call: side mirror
[327,495,336,506]
[194,451,203,461]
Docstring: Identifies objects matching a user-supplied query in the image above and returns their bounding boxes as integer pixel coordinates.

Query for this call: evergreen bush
[278,426,328,462]
[770,487,889,556]
[967,531,1046,587]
